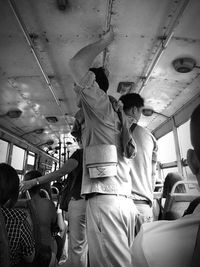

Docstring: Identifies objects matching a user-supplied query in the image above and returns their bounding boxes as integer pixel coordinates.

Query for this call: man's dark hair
[119,93,144,111]
[190,104,200,161]
[89,67,109,93]
[0,163,19,206]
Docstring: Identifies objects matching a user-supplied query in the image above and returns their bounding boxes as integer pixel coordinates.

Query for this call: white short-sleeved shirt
[129,124,157,205]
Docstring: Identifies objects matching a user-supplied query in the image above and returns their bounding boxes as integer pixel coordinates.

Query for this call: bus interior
[0,0,200,188]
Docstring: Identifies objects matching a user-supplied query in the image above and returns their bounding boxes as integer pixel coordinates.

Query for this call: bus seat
[51,186,59,204]
[40,189,51,199]
[162,181,199,220]
[0,207,11,267]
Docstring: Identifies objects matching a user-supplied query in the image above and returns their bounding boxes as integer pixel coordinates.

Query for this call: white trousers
[135,203,153,235]
[86,194,138,267]
[68,198,88,267]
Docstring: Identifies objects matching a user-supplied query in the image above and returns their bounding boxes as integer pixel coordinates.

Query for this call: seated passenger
[24,170,60,267]
[162,172,186,198]
[0,163,35,267]
[131,104,200,267]
[163,172,187,219]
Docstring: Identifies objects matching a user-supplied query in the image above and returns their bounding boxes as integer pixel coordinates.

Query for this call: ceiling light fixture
[172,57,197,73]
[142,107,170,119]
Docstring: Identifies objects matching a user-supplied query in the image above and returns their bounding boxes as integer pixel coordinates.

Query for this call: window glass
[157,131,176,164]
[27,153,35,166]
[0,139,9,162]
[11,145,25,170]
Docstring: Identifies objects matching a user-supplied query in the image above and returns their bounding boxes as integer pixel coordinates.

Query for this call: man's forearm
[36,158,78,185]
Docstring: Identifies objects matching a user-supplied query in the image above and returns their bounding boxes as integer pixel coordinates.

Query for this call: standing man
[68,27,138,267]
[131,104,200,267]
[120,93,158,232]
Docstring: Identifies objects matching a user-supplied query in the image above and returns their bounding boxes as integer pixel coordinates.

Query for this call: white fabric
[74,71,133,196]
[74,71,138,266]
[131,207,200,267]
[68,199,88,267]
[86,195,138,267]
[129,124,157,205]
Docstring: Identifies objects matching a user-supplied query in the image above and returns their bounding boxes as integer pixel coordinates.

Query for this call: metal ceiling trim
[137,0,191,94]
[102,0,114,68]
[8,0,70,127]
[152,93,200,139]
[0,125,59,162]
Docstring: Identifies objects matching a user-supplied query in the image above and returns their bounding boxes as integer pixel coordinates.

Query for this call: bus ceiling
[0,0,200,154]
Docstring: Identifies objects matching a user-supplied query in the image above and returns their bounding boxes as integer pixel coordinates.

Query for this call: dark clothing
[1,207,35,266]
[60,149,83,212]
[68,149,83,200]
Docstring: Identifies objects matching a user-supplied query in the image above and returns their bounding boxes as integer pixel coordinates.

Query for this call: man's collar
[127,115,137,126]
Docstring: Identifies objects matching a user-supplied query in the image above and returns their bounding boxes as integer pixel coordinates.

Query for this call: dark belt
[133,199,151,206]
[85,193,132,200]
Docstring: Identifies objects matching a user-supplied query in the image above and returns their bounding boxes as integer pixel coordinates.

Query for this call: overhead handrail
[8,0,70,128]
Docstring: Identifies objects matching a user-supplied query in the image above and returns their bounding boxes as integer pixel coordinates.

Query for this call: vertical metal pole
[59,141,62,168]
[172,117,184,177]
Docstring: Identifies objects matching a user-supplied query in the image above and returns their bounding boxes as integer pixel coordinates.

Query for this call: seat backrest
[51,186,59,206]
[40,189,51,199]
[0,207,11,267]
[162,181,199,220]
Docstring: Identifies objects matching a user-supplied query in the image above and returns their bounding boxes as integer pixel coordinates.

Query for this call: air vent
[34,128,44,134]
[6,109,22,118]
[117,82,135,94]
[45,116,58,123]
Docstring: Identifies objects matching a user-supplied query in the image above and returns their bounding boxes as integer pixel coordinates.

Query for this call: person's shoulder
[140,212,200,239]
[133,214,200,267]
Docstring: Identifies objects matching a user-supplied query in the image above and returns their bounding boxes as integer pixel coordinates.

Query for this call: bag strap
[130,122,137,132]
[191,222,200,267]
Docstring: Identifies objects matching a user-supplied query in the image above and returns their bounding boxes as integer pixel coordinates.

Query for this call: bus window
[27,151,35,170]
[0,139,9,163]
[157,131,176,163]
[11,145,25,171]
[157,131,178,180]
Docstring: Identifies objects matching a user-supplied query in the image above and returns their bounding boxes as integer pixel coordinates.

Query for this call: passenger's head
[89,67,109,93]
[24,170,42,196]
[0,163,19,207]
[187,104,200,186]
[119,93,144,122]
[163,172,186,198]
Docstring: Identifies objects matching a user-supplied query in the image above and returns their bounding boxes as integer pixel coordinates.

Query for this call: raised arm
[68,26,114,85]
[20,158,78,192]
